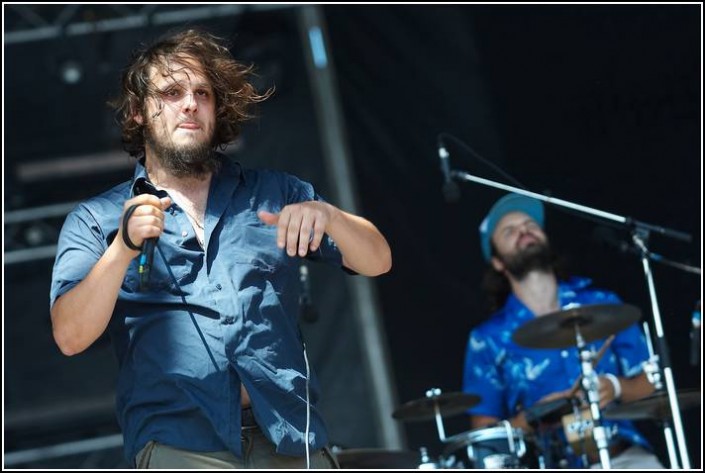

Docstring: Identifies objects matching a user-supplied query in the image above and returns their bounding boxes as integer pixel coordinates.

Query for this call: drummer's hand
[598,375,619,408]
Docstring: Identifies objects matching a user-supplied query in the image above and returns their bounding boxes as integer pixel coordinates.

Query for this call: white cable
[303,342,311,469]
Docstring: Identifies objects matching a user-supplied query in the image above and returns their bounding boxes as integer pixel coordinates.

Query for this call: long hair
[109,28,273,157]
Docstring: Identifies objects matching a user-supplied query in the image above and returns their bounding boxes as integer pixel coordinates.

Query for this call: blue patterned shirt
[462,277,652,463]
[50,156,345,464]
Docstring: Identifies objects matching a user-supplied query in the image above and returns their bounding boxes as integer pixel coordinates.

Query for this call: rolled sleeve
[50,205,108,308]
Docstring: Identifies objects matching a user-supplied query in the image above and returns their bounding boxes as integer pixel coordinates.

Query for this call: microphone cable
[303,341,312,469]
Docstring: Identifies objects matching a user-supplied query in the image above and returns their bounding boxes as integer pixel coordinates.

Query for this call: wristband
[604,373,622,400]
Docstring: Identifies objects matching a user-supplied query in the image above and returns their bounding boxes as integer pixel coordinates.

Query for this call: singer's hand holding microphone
[118,194,172,264]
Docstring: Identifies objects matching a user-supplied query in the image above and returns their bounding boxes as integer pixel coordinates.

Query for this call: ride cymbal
[513,304,641,349]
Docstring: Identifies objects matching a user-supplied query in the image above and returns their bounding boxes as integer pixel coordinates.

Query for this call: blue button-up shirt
[462,277,653,464]
[50,156,345,464]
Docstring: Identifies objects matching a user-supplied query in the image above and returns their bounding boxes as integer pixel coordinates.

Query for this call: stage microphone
[299,264,319,323]
[438,140,460,203]
[691,302,701,366]
[133,177,166,291]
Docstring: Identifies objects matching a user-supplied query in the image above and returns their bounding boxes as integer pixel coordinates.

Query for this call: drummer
[462,193,663,468]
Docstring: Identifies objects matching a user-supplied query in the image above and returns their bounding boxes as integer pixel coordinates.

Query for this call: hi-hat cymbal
[392,391,481,422]
[603,389,701,421]
[335,449,420,469]
[512,304,641,349]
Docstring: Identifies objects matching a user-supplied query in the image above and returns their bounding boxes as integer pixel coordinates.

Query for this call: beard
[144,122,222,178]
[497,241,554,281]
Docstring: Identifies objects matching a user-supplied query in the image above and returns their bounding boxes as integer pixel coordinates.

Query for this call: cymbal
[512,304,641,349]
[603,388,701,421]
[334,449,420,469]
[523,398,573,425]
[392,391,481,422]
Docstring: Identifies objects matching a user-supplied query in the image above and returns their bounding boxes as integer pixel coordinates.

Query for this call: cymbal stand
[425,388,448,443]
[574,324,612,469]
[632,230,690,469]
[641,322,663,390]
[640,320,681,469]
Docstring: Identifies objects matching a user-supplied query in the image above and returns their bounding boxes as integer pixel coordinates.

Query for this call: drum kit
[334,303,701,469]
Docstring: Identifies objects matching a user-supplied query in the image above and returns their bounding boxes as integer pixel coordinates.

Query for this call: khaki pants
[136,427,338,469]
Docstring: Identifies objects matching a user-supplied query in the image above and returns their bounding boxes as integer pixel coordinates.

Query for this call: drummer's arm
[599,371,655,407]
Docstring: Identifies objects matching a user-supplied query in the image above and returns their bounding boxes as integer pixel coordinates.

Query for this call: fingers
[310,218,326,252]
[259,202,329,257]
[297,213,315,257]
[122,194,169,249]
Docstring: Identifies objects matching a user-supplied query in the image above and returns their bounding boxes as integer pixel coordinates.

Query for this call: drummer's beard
[499,241,554,281]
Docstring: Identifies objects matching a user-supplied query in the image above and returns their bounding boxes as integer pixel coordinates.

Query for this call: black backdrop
[325,4,701,466]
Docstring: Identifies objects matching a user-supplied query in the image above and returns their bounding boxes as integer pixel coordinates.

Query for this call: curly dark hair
[109,28,273,157]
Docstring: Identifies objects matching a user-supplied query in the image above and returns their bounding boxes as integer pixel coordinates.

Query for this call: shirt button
[561,350,569,358]
[181,230,188,237]
[216,283,222,290]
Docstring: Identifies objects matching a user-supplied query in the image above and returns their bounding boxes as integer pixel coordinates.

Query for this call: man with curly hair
[50,29,391,469]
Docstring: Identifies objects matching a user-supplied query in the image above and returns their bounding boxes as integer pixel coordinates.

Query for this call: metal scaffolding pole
[296,5,405,450]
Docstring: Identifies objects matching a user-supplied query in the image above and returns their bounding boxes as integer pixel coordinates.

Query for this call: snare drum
[442,422,530,469]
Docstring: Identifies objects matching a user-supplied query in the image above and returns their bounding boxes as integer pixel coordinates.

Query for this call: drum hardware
[515,305,621,468]
[417,447,440,470]
[392,388,480,443]
[565,335,615,399]
[641,322,663,390]
[441,421,529,469]
[575,323,613,468]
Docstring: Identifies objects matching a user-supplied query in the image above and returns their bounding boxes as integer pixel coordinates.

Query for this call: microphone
[299,264,319,323]
[133,177,166,291]
[438,140,460,203]
[691,301,701,366]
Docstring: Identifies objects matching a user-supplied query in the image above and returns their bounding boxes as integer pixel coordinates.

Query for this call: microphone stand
[451,169,695,469]
[631,229,690,469]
